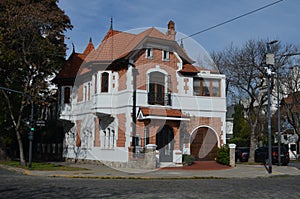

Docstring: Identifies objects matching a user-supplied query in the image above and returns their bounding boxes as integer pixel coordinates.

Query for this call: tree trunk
[15,127,26,166]
[2,90,26,166]
[248,126,257,163]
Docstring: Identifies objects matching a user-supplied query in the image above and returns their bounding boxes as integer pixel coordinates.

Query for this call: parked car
[254,146,290,166]
[235,147,249,162]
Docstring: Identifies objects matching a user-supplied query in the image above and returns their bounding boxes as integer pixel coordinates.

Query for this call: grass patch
[0,161,87,171]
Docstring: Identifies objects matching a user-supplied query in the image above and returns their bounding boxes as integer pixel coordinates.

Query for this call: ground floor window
[102,128,115,149]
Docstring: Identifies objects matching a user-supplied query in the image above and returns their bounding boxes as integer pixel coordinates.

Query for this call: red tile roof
[140,107,185,118]
[179,64,220,74]
[179,64,200,73]
[84,27,189,64]
[53,40,95,84]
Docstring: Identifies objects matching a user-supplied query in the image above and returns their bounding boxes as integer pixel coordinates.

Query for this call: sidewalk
[2,161,300,179]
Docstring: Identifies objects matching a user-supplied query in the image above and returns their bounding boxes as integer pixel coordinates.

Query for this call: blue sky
[58,0,300,58]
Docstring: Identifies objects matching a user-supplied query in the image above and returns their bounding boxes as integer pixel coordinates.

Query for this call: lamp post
[276,58,281,166]
[265,40,278,174]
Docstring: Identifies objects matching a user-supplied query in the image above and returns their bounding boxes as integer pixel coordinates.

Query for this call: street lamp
[265,40,278,174]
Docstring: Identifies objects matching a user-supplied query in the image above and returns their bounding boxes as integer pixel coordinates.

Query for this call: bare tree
[212,39,298,162]
[280,57,300,136]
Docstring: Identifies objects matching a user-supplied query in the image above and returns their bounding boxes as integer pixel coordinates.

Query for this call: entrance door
[156,125,174,162]
[190,127,218,161]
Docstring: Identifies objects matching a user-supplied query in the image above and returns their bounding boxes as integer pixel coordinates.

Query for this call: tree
[280,63,300,136]
[0,0,72,166]
[212,39,298,162]
[230,103,250,147]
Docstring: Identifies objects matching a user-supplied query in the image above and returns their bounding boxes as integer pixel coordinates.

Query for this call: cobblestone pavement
[1,167,300,199]
[1,161,300,179]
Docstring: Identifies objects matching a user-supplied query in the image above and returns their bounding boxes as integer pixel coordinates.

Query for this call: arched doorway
[190,127,218,161]
[156,125,174,162]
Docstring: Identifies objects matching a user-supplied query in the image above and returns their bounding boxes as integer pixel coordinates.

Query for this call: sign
[36,120,46,127]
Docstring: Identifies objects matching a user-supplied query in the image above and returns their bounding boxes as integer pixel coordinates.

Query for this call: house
[54,20,226,169]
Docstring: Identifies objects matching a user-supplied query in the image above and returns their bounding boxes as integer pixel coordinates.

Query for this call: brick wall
[134,49,179,93]
[186,116,224,146]
[118,69,127,91]
[77,84,83,102]
[94,117,100,147]
[76,120,82,147]
[117,113,126,147]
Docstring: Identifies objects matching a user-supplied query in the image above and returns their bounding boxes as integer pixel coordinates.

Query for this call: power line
[179,0,284,41]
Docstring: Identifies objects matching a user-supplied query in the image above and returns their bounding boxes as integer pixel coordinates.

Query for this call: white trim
[139,115,189,121]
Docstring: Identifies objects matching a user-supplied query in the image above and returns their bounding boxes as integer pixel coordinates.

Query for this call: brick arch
[190,126,219,161]
[190,125,220,147]
[186,117,224,146]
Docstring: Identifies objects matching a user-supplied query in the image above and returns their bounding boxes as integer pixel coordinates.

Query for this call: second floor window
[101,72,109,92]
[64,87,70,104]
[193,78,221,97]
[146,48,153,59]
[162,50,169,61]
[148,72,165,105]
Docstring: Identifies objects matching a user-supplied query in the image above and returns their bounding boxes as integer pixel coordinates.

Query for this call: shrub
[182,154,195,166]
[216,145,230,166]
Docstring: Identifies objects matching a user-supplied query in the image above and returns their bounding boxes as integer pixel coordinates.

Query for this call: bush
[228,137,249,147]
[182,154,195,166]
[216,145,230,166]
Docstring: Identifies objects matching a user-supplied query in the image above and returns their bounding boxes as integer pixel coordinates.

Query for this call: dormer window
[146,48,153,59]
[162,50,169,61]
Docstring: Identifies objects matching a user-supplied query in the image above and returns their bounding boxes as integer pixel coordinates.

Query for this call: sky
[58,0,300,59]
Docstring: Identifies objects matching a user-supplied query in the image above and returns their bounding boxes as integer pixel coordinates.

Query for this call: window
[193,78,221,97]
[103,128,115,149]
[64,87,70,103]
[193,79,200,96]
[84,85,87,101]
[101,72,109,92]
[162,50,169,61]
[146,48,153,59]
[88,83,91,100]
[202,79,210,96]
[212,79,220,97]
[94,74,97,94]
[148,72,165,105]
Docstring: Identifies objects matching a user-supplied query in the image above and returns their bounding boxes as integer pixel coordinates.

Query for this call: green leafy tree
[231,103,250,146]
[0,0,72,166]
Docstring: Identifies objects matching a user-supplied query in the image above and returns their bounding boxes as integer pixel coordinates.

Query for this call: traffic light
[30,127,34,131]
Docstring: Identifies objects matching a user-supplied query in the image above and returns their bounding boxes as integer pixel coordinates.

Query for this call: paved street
[1,167,300,199]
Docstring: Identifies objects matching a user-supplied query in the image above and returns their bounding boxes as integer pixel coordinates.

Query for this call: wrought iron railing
[147,92,172,106]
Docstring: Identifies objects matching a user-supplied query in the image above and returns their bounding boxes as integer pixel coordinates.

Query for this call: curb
[1,163,300,180]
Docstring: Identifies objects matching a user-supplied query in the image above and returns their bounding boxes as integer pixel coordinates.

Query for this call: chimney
[166,20,176,40]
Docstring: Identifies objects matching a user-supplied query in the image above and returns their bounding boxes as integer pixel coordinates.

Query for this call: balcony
[147,92,172,106]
